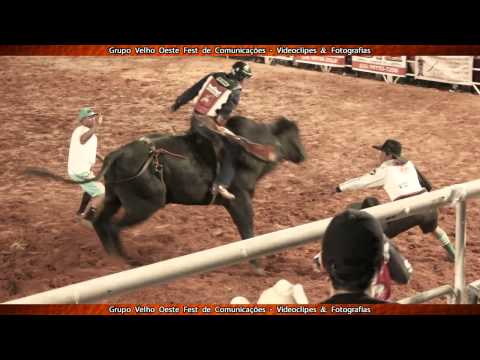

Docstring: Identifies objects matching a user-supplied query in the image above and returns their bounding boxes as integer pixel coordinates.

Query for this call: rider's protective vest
[193,74,241,117]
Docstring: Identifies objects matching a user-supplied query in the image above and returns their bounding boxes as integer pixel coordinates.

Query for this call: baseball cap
[372,139,402,157]
[322,209,384,288]
[79,107,97,121]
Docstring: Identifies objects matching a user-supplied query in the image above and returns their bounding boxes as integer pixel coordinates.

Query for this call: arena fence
[397,285,455,304]
[404,59,480,95]
[261,56,480,94]
[4,179,480,305]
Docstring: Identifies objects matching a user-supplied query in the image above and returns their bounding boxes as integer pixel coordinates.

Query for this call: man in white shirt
[68,107,105,222]
[335,139,455,262]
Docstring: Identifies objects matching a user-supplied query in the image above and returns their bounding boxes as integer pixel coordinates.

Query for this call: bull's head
[271,117,306,164]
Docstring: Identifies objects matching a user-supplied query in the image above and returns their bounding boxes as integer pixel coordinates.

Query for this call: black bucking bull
[27,116,306,271]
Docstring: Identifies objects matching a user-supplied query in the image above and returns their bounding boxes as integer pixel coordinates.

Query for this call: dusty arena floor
[1,56,480,304]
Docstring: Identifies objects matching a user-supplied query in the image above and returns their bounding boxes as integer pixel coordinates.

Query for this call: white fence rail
[397,285,455,304]
[4,179,480,304]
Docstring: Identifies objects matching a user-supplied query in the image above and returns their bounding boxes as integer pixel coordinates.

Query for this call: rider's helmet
[231,61,253,81]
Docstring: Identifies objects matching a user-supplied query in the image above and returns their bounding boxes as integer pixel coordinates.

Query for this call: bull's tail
[24,150,122,185]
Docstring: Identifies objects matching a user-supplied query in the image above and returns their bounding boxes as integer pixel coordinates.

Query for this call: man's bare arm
[80,116,101,144]
[80,127,95,144]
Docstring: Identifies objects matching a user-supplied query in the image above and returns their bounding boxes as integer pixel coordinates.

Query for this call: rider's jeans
[191,115,236,188]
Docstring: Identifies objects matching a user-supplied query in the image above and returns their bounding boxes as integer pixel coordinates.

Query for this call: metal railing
[398,285,455,304]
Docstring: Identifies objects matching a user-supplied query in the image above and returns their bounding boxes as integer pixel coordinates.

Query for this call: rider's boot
[213,146,236,200]
[211,183,236,200]
[217,184,236,200]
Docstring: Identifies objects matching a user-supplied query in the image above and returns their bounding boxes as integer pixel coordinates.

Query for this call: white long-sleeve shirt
[339,159,425,201]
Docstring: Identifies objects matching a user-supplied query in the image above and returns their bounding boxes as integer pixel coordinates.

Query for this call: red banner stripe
[0,45,480,56]
[1,304,480,316]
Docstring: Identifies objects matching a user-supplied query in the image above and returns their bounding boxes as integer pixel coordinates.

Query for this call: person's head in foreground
[321,209,387,304]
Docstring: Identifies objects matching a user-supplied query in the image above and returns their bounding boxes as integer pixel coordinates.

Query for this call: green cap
[79,107,97,121]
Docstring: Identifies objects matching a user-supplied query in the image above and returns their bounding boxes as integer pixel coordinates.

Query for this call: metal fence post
[454,200,467,304]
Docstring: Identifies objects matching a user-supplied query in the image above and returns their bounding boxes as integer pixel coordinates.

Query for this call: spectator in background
[320,209,389,304]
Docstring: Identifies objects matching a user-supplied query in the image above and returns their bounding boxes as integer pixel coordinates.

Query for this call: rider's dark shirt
[174,72,242,118]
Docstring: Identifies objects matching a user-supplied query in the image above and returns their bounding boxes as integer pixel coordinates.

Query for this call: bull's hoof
[77,217,94,230]
[125,257,144,267]
[253,267,267,276]
[250,259,267,276]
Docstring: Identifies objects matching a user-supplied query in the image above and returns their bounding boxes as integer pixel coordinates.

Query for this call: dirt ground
[1,56,480,304]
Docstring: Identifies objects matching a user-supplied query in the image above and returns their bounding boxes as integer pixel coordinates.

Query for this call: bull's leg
[92,195,121,256]
[225,190,254,238]
[109,196,163,264]
[225,190,265,275]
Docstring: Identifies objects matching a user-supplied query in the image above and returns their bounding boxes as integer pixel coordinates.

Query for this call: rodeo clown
[170,61,253,200]
[335,139,456,262]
